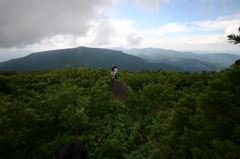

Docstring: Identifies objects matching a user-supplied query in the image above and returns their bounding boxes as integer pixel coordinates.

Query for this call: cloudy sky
[0,0,240,61]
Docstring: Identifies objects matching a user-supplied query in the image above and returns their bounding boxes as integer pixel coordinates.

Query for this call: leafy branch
[228,34,240,45]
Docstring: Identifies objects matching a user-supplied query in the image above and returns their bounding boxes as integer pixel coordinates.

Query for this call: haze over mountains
[0,46,239,72]
[121,48,239,65]
[113,48,240,72]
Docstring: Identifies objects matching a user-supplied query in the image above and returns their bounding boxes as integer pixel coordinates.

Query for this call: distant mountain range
[113,48,240,72]
[0,46,239,72]
[0,47,181,72]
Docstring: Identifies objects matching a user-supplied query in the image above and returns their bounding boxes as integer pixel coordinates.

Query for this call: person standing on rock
[114,65,118,79]
[111,65,118,79]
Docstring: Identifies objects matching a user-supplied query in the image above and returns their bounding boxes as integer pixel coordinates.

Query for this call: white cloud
[137,12,240,50]
[225,25,239,35]
[192,13,240,31]
[137,34,237,53]
[130,12,240,53]
[177,34,226,45]
[141,23,192,36]
[89,19,117,45]
[85,19,143,48]
[133,0,170,13]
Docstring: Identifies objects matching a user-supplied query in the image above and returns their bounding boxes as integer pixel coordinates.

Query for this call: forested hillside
[0,60,240,159]
[0,47,180,72]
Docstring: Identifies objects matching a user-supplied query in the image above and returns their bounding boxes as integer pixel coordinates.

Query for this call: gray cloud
[0,0,113,48]
[126,33,143,46]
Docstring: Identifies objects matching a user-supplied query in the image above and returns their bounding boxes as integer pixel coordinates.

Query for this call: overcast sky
[0,0,240,61]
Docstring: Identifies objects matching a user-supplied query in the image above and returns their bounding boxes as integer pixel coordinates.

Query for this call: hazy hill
[138,54,224,72]
[0,47,181,72]
[114,48,240,71]
[122,48,239,65]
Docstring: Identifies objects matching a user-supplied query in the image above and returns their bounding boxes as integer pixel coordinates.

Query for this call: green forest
[0,60,240,159]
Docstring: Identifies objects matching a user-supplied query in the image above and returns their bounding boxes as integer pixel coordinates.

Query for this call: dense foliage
[228,34,240,45]
[0,61,240,158]
[228,27,240,45]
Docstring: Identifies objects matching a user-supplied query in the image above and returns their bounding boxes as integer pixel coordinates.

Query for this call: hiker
[113,65,118,79]
[59,141,88,159]
[111,65,118,79]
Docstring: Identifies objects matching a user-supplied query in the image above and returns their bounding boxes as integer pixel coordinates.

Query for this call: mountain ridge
[112,47,240,71]
[1,46,239,72]
[0,46,181,72]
